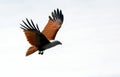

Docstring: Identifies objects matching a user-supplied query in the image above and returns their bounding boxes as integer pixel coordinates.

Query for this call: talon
[38,51,41,54]
[38,51,44,55]
[40,51,44,55]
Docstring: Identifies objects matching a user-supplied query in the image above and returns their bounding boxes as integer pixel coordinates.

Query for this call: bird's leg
[40,51,44,55]
[38,51,44,55]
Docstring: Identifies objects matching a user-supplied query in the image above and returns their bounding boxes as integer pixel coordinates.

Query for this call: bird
[20,9,64,56]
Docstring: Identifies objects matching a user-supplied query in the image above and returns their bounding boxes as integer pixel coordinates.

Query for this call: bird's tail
[26,46,38,56]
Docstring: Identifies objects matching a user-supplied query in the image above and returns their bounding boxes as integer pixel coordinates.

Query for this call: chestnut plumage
[20,9,64,56]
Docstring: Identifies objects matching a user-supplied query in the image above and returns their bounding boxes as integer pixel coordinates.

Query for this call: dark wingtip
[20,26,25,30]
[49,8,64,24]
[20,24,28,30]
[20,18,40,32]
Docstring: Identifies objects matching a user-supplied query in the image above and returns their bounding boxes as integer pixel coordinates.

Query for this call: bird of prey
[20,9,64,56]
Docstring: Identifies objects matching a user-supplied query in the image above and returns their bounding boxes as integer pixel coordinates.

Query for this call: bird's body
[20,9,64,56]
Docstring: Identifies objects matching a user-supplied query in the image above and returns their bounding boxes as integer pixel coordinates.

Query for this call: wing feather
[20,18,41,47]
[23,30,40,46]
[42,8,64,40]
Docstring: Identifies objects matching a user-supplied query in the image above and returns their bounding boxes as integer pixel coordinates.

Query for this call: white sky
[0,0,120,77]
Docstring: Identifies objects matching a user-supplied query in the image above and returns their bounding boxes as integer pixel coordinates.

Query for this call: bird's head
[42,40,62,50]
[53,40,62,45]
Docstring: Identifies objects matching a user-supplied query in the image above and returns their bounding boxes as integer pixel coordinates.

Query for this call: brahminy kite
[20,9,64,56]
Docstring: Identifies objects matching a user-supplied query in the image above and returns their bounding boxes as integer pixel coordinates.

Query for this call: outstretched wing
[20,18,41,47]
[42,9,64,40]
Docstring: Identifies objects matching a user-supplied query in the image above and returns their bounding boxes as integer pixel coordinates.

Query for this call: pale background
[0,0,120,77]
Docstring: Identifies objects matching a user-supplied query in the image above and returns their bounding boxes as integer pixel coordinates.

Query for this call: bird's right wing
[42,9,64,40]
[20,18,41,47]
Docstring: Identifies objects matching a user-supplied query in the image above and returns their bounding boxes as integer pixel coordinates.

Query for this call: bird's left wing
[42,9,64,40]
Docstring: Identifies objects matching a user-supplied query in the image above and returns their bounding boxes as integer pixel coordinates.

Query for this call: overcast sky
[0,0,120,77]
